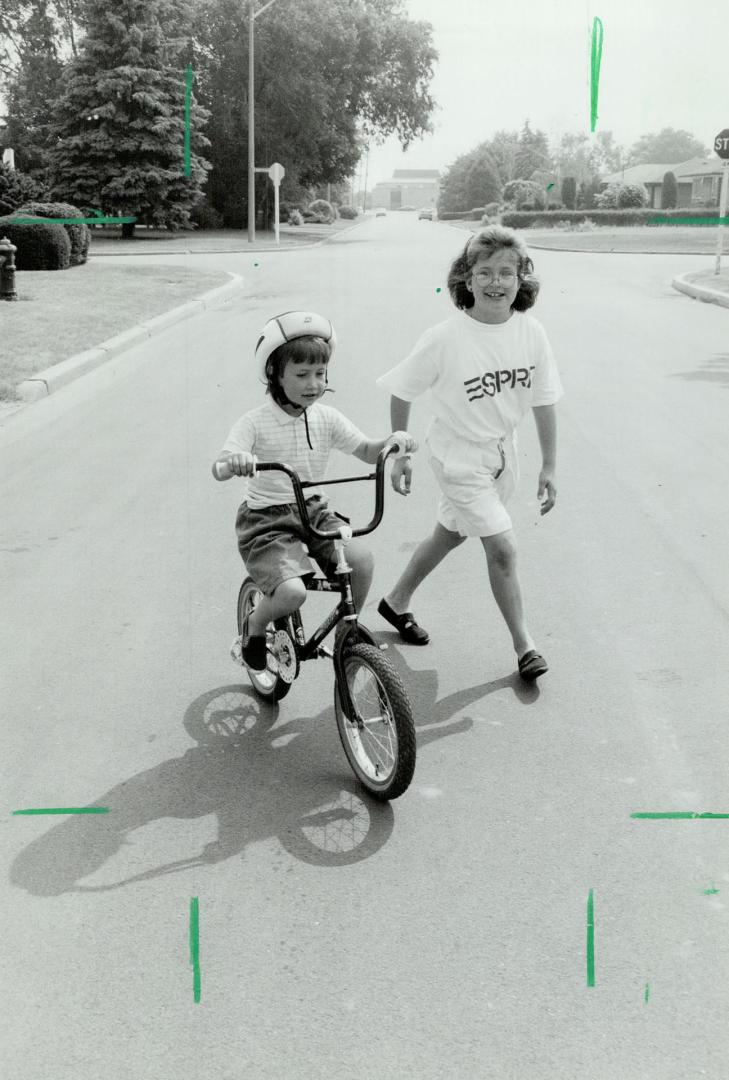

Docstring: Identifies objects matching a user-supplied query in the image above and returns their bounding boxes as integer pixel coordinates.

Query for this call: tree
[502,179,547,210]
[193,0,437,227]
[514,119,551,181]
[661,170,677,210]
[1,2,65,176]
[596,181,648,209]
[561,176,576,210]
[0,160,44,214]
[437,142,501,213]
[629,127,707,166]
[46,0,211,235]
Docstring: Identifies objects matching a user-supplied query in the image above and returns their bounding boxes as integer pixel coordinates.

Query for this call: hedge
[501,206,722,228]
[0,216,71,270]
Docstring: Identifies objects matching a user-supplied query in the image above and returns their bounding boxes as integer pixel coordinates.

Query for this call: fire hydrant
[0,235,18,300]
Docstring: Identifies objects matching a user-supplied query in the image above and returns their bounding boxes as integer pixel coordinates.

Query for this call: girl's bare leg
[480,530,534,658]
[385,522,465,612]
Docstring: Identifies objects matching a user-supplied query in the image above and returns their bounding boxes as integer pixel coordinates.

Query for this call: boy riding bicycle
[213,310,417,673]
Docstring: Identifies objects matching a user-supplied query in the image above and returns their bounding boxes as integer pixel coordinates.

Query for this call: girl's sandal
[377,598,430,645]
[518,650,549,681]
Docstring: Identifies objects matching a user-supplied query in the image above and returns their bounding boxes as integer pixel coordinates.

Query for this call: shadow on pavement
[670,353,729,387]
[9,662,473,896]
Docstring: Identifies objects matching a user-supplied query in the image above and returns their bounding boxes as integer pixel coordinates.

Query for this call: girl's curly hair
[447,225,540,312]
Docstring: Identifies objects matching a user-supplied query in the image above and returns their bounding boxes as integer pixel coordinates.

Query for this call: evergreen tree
[514,119,551,181]
[661,171,677,209]
[47,0,210,235]
[561,176,577,210]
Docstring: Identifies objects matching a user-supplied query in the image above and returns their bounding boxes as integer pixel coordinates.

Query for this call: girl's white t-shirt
[376,310,563,443]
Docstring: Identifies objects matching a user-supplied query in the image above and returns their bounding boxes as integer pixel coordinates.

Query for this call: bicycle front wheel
[334,644,416,800]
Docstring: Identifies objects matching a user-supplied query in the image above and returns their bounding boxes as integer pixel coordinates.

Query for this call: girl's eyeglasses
[472,269,518,285]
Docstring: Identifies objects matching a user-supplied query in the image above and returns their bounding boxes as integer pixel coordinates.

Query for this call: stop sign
[714,130,729,159]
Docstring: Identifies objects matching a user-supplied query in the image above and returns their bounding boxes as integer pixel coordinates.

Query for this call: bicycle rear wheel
[334,644,416,800]
[237,578,296,701]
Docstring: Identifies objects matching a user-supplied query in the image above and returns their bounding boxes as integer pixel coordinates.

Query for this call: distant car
[375,207,387,217]
[418,207,435,221]
[399,205,416,211]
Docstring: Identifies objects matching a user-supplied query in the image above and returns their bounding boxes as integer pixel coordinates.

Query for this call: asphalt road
[1,213,728,1079]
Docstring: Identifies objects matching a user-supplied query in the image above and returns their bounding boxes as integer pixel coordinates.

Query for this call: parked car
[375,207,387,217]
[399,205,416,211]
[418,207,435,221]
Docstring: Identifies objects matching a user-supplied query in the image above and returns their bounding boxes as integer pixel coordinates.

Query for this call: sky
[362,0,729,188]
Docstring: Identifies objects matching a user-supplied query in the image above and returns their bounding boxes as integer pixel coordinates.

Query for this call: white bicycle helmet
[255,310,336,385]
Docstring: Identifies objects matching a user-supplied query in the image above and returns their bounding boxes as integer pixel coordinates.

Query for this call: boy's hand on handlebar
[391,456,413,496]
[227,452,258,477]
[387,430,418,455]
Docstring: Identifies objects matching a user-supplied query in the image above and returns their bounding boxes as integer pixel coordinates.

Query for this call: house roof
[602,164,677,185]
[603,158,725,185]
[673,156,725,177]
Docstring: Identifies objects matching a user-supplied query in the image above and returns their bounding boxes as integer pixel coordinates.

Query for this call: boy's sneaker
[231,622,269,673]
[242,634,268,672]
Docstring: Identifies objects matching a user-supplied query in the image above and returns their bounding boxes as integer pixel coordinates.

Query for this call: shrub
[662,171,678,210]
[0,216,71,269]
[596,181,649,209]
[287,209,304,226]
[338,205,358,219]
[502,179,547,211]
[16,201,90,265]
[190,200,224,230]
[0,163,44,216]
[307,198,335,224]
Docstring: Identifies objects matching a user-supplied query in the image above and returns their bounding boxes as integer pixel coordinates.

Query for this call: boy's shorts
[235,496,350,595]
[426,422,519,539]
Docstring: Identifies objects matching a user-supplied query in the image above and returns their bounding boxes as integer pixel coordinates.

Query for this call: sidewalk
[671,267,729,309]
[87,217,363,256]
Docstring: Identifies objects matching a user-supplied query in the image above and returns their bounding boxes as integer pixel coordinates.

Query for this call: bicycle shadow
[9,663,471,897]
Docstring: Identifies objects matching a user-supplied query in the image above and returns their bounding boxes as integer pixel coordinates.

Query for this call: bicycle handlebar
[213,442,405,540]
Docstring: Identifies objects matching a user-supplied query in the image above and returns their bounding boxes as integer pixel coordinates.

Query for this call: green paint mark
[435,286,442,293]
[8,216,137,225]
[184,64,193,177]
[590,17,604,133]
[631,812,729,819]
[644,982,650,1003]
[702,884,720,895]
[546,183,555,192]
[189,896,201,1003]
[254,261,259,266]
[650,216,729,226]
[586,888,595,987]
[12,807,110,815]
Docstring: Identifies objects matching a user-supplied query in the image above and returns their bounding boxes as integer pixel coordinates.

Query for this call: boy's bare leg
[385,522,465,612]
[247,578,307,635]
[480,530,535,658]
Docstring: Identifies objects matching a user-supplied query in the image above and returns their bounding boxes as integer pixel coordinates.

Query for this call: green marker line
[189,896,201,1003]
[8,216,137,225]
[631,812,729,819]
[12,806,110,815]
[586,888,595,987]
[184,64,193,177]
[650,216,729,226]
[644,982,650,1003]
[590,17,604,133]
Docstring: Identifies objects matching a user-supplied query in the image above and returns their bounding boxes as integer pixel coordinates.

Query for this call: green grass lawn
[0,261,230,400]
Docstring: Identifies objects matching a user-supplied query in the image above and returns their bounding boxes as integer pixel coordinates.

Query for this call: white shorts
[426,422,519,538]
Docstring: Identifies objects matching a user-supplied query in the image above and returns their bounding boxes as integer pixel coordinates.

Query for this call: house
[371,169,440,210]
[601,158,725,208]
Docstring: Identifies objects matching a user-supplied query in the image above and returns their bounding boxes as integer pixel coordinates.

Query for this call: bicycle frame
[253,444,400,714]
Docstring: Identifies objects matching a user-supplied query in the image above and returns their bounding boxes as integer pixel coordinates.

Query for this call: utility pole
[248,0,279,242]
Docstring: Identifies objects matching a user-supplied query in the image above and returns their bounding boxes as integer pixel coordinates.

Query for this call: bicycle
[214,444,417,800]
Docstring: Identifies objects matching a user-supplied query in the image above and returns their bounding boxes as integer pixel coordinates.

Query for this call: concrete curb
[670,273,729,310]
[16,272,245,402]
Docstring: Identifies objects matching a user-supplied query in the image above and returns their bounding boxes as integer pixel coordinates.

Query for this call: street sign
[714,130,729,158]
[268,162,285,183]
